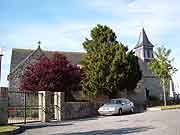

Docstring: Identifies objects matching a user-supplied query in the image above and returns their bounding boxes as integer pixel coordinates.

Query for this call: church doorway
[145,88,150,100]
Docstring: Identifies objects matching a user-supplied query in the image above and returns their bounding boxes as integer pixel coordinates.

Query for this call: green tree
[81,24,142,98]
[149,46,177,105]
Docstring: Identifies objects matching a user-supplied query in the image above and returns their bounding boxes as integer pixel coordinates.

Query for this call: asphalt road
[19,109,180,135]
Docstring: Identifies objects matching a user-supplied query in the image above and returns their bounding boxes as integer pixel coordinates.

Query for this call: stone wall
[138,59,163,100]
[63,102,103,120]
[63,101,145,120]
[144,77,163,99]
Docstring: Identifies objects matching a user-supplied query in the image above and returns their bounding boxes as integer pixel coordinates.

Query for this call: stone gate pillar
[0,87,8,125]
[54,92,59,120]
[54,92,65,121]
[38,91,52,122]
[38,91,44,122]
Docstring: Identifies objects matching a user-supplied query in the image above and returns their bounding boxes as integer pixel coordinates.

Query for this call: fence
[0,87,8,125]
[0,88,105,125]
[8,91,43,124]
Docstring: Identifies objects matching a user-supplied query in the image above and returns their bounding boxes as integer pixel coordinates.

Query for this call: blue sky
[0,0,180,93]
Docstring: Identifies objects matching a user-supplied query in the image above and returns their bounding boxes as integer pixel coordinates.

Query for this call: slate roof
[134,28,154,49]
[10,47,85,73]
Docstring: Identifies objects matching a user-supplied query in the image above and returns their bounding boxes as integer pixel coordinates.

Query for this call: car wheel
[118,108,122,115]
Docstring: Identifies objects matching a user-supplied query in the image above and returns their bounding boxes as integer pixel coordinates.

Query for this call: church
[134,28,163,101]
[7,28,164,105]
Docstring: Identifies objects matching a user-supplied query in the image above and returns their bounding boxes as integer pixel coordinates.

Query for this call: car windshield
[110,99,122,104]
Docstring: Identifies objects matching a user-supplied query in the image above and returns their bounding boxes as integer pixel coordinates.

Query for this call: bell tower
[134,28,154,62]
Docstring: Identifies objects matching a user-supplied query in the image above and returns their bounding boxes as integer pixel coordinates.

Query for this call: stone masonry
[8,46,45,91]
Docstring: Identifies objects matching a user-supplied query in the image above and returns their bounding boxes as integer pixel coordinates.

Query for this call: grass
[156,104,180,110]
[0,125,17,133]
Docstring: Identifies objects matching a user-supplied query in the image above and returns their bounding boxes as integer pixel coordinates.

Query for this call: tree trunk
[163,78,167,106]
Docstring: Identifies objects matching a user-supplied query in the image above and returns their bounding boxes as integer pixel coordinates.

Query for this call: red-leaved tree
[20,52,81,100]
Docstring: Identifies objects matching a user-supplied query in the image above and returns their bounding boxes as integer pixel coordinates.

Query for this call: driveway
[19,109,180,135]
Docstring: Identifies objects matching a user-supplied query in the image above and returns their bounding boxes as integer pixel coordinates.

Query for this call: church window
[144,49,148,58]
[144,50,145,58]
[147,50,151,58]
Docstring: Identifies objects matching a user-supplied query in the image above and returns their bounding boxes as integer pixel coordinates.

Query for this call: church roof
[10,48,84,73]
[134,28,154,49]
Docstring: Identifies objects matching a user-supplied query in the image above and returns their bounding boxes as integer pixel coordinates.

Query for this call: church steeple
[135,28,153,49]
[134,28,154,62]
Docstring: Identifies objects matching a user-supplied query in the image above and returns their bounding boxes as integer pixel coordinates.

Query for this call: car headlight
[98,107,103,111]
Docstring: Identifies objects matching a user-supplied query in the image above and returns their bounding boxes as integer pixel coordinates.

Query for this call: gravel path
[19,109,180,135]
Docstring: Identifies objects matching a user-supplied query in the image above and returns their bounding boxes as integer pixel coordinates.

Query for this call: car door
[118,100,127,112]
[115,100,122,112]
[125,99,132,112]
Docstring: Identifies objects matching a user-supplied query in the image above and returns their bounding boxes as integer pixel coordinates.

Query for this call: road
[19,109,180,135]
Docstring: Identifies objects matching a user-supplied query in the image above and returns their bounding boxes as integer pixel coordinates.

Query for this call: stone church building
[7,28,163,105]
[134,28,163,101]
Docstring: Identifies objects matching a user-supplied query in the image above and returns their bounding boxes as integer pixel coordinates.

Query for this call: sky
[0,0,180,93]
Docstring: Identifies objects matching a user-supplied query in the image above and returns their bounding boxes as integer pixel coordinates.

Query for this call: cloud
[0,22,94,87]
[1,0,180,93]
[81,0,180,33]
[0,22,93,50]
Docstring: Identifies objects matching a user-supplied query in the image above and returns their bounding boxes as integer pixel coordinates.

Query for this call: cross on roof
[37,41,42,49]
[37,41,41,46]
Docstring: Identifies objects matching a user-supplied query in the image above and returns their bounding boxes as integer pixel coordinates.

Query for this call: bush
[147,96,162,106]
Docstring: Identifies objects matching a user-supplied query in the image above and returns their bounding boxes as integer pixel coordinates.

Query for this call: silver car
[98,98,135,115]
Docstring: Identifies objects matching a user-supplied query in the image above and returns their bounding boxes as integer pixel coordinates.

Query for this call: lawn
[157,104,180,110]
[0,125,17,133]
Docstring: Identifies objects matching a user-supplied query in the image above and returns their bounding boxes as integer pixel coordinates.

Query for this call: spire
[134,28,153,49]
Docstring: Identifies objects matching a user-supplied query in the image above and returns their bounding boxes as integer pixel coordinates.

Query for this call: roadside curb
[161,108,180,110]
[0,126,25,135]
[147,107,180,111]
[147,107,161,111]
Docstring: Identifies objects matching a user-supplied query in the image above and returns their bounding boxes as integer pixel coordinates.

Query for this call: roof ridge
[45,50,85,54]
[12,48,35,51]
[12,48,85,54]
